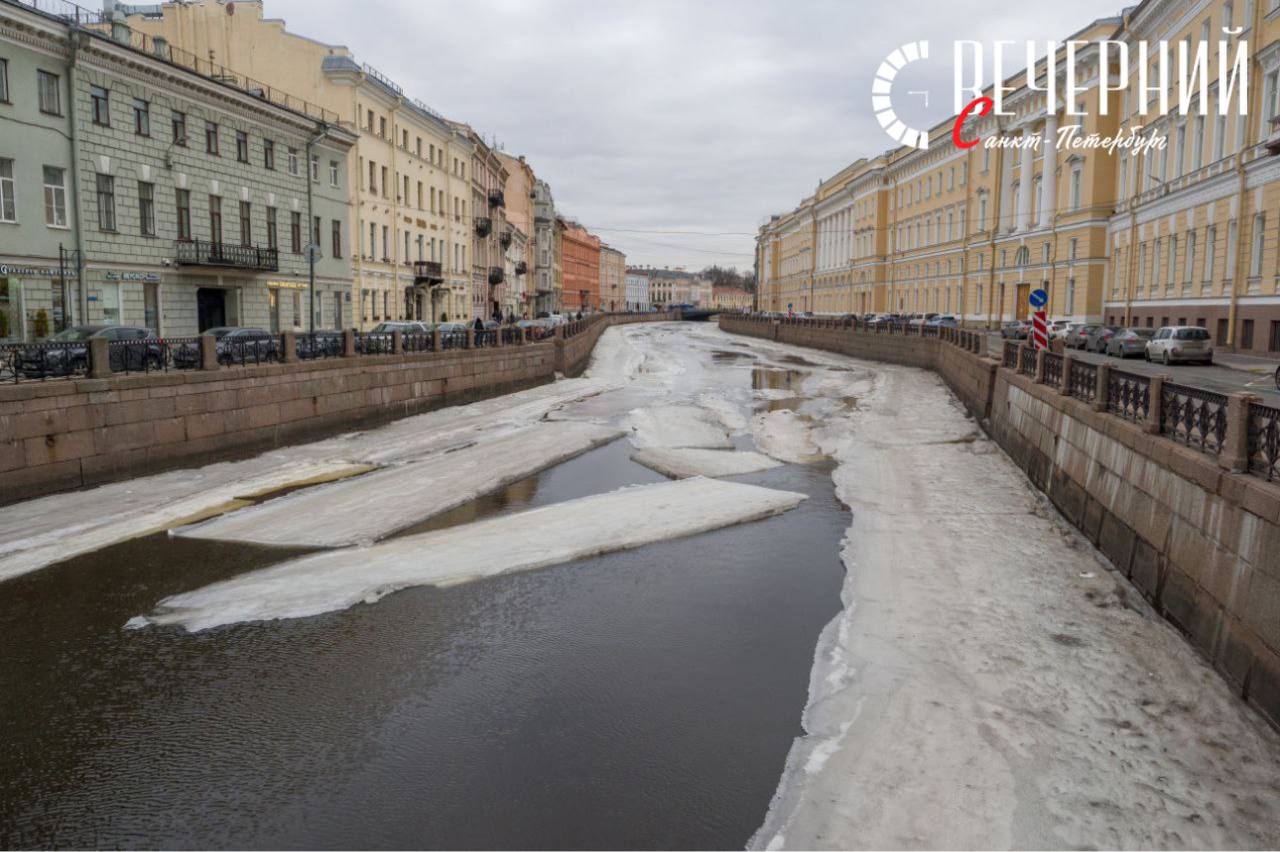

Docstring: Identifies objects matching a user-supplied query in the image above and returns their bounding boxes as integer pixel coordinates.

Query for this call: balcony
[488,266,505,286]
[515,260,528,275]
[174,239,278,272]
[1267,115,1280,155]
[499,229,513,250]
[475,216,492,238]
[488,188,505,208]
[413,260,444,285]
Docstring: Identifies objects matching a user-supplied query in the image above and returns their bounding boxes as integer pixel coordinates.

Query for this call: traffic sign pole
[1029,288,1049,350]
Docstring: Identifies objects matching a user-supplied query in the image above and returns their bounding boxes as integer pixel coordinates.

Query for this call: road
[988,331,1280,406]
[2,322,1279,849]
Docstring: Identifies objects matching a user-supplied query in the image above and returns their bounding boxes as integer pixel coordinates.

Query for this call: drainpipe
[1225,10,1262,352]
[68,30,88,325]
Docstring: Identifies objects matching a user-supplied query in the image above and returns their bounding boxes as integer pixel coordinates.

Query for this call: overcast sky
[267,0,1123,273]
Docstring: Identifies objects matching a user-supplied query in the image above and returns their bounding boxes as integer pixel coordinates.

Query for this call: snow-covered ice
[175,422,621,548]
[630,448,782,480]
[129,477,807,633]
[626,404,733,450]
[751,410,822,463]
[0,457,371,583]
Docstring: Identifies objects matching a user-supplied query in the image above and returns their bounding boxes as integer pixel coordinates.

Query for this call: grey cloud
[268,0,1122,269]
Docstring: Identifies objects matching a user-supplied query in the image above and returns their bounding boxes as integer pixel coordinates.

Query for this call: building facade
[497,152,536,317]
[532,178,558,314]
[624,269,651,312]
[559,219,599,311]
[1,0,355,340]
[712,286,753,311]
[598,244,625,312]
[123,0,477,327]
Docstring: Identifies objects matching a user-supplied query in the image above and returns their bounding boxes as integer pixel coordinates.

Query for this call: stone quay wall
[0,312,675,505]
[720,313,1280,730]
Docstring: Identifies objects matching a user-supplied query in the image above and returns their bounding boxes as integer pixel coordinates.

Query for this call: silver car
[1145,326,1214,365]
[1105,328,1156,358]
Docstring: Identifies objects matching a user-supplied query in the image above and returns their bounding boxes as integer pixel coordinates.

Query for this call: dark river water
[0,357,849,850]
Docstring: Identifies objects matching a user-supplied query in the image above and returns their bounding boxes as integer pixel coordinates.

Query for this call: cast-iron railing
[175,239,279,272]
[1042,351,1063,388]
[1003,341,1018,368]
[0,340,93,382]
[296,332,343,360]
[1107,370,1150,422]
[1066,360,1097,404]
[1160,382,1228,455]
[1248,402,1280,482]
[402,332,435,353]
[1018,346,1037,378]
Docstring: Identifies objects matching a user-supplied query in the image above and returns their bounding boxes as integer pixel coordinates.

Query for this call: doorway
[1015,283,1031,321]
[197,287,226,332]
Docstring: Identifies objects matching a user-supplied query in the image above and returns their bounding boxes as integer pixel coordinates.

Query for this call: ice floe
[129,477,807,632]
[175,422,621,548]
[626,404,733,450]
[630,448,782,480]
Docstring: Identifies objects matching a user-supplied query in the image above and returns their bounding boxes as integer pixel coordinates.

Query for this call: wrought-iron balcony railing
[488,266,505,286]
[499,229,513,249]
[413,260,444,284]
[174,239,279,272]
[475,216,492,238]
[488,188,505,208]
[515,260,528,275]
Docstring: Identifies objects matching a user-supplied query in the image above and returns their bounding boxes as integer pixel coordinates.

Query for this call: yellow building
[760,0,1280,354]
[124,0,476,325]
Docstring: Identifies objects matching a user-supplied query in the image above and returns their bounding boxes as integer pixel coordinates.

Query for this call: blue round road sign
[1029,288,1048,309]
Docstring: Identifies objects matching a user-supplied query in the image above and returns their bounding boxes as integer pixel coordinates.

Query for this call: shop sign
[104,271,162,282]
[267,280,308,291]
[0,264,57,278]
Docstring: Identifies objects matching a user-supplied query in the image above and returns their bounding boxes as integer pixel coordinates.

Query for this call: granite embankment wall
[0,312,673,505]
[720,313,1280,729]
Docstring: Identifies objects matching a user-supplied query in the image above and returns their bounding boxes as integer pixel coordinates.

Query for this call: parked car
[1084,326,1120,353]
[1052,322,1083,342]
[1146,326,1214,365]
[173,327,279,368]
[16,325,161,378]
[926,315,959,328]
[370,321,432,335]
[295,330,344,359]
[1104,328,1156,358]
[1064,325,1099,349]
[1001,321,1030,340]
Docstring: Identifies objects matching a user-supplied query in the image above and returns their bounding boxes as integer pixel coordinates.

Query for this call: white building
[625,270,651,312]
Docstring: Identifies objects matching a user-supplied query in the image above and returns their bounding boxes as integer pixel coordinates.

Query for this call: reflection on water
[0,337,851,851]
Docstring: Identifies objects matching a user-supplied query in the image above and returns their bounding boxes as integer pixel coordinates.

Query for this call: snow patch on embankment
[128,477,807,633]
[747,358,1280,850]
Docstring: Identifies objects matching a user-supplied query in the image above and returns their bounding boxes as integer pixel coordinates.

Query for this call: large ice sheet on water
[626,404,733,449]
[176,421,621,548]
[0,457,369,584]
[631,448,781,480]
[130,477,807,633]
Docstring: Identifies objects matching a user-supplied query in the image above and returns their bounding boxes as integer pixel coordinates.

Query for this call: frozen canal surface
[3,322,1280,849]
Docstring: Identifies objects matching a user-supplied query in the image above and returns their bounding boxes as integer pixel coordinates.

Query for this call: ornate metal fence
[1160,382,1228,455]
[1107,370,1150,422]
[1042,351,1063,388]
[1249,403,1280,482]
[1066,360,1097,403]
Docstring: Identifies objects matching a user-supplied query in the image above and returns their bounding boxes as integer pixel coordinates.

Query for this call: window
[239,201,252,246]
[90,85,110,125]
[133,98,150,136]
[0,159,15,222]
[310,155,319,182]
[313,215,322,250]
[1168,235,1178,286]
[329,160,339,187]
[264,139,275,170]
[209,196,222,243]
[1185,232,1196,285]
[0,58,8,103]
[290,211,302,254]
[43,166,67,228]
[37,70,60,115]
[287,147,299,176]
[176,189,191,240]
[266,206,278,251]
[368,161,377,194]
[381,225,389,259]
[1270,321,1280,353]
[138,181,155,236]
[1205,225,1217,282]
[1066,278,1076,315]
[95,173,116,231]
[1241,319,1255,350]
[1069,168,1082,210]
[235,130,249,163]
[172,110,187,146]
[332,219,342,259]
[379,116,386,138]
[205,121,219,155]
[1248,214,1268,277]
